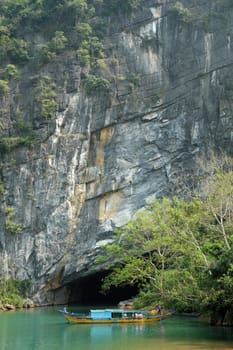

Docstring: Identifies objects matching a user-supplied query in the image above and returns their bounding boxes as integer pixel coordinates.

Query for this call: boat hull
[64,314,162,324]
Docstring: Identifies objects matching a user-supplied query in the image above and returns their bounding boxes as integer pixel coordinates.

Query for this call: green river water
[0,307,232,350]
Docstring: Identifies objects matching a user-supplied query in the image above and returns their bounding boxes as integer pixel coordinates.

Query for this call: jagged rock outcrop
[0,0,232,304]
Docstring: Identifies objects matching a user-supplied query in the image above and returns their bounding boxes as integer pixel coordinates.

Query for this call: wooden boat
[60,308,166,324]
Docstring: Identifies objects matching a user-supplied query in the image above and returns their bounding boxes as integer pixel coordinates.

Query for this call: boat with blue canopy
[60,308,168,324]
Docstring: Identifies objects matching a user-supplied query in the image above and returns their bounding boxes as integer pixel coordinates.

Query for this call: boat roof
[90,309,146,313]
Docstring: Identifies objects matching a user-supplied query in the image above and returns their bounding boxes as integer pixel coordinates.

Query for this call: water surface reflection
[0,308,232,350]
[61,318,233,350]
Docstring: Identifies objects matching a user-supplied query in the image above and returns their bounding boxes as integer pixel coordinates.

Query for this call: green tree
[35,44,56,65]
[81,74,109,95]
[49,31,67,53]
[0,79,9,95]
[0,277,31,307]
[74,22,92,42]
[99,197,207,311]
[35,75,57,118]
[199,154,233,250]
[99,155,233,319]
[170,2,193,23]
[3,64,18,79]
[5,206,22,234]
[196,154,233,323]
[7,38,29,64]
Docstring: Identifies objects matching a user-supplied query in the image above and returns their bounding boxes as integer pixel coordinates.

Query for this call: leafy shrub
[49,31,67,53]
[7,38,29,64]
[81,74,110,95]
[0,278,31,308]
[0,135,36,153]
[76,36,105,66]
[97,59,108,70]
[0,181,4,195]
[0,30,11,63]
[36,44,56,65]
[5,206,22,234]
[0,80,10,95]
[90,16,107,39]
[170,2,193,23]
[3,64,18,79]
[41,99,57,118]
[35,76,57,118]
[13,117,33,136]
[76,48,90,66]
[6,219,22,234]
[74,22,92,42]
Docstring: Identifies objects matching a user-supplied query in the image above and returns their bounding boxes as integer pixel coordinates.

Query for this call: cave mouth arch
[67,270,138,306]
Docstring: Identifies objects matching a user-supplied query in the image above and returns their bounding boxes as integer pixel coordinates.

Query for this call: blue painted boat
[60,308,168,324]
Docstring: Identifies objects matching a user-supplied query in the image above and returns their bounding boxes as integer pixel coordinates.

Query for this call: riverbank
[0,298,35,311]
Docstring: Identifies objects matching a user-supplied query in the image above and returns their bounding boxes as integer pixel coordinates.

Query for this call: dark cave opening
[67,270,138,306]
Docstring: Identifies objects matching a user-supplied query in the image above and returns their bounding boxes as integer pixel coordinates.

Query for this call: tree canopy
[98,155,233,321]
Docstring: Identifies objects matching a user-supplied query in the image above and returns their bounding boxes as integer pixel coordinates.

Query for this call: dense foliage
[0,0,143,66]
[99,155,233,322]
[0,278,31,308]
[0,0,228,153]
[0,0,144,154]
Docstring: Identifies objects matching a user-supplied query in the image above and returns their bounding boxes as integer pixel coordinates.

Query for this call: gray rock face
[0,1,233,304]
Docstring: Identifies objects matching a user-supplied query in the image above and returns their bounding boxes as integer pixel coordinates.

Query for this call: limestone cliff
[0,0,232,304]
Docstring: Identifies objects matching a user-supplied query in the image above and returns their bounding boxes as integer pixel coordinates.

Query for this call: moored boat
[60,308,167,324]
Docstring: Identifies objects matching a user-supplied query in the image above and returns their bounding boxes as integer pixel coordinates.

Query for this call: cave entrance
[67,270,138,306]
